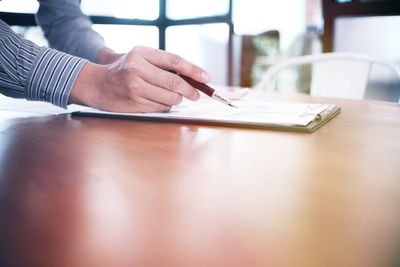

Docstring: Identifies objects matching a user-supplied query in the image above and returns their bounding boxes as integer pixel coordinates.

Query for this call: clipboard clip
[299,104,336,121]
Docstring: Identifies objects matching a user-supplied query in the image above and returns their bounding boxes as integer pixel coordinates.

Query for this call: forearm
[36,0,105,62]
[0,19,87,108]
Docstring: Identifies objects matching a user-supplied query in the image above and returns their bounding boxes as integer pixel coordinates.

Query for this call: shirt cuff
[24,47,87,108]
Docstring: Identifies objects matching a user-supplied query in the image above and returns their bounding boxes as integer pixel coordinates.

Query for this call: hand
[95,47,124,65]
[70,46,211,113]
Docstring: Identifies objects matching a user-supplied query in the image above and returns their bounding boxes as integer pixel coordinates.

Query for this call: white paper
[1,93,336,127]
[78,98,335,127]
[0,95,84,117]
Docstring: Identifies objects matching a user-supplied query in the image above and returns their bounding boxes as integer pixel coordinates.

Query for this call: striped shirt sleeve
[0,19,87,108]
[36,0,106,62]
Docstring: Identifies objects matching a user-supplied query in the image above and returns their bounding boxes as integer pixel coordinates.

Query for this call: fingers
[137,61,200,101]
[132,46,211,83]
[90,46,211,113]
[135,77,185,106]
[103,95,172,113]
[103,69,186,112]
[134,97,172,113]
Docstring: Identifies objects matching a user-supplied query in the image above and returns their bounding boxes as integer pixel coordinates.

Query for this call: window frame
[0,0,234,83]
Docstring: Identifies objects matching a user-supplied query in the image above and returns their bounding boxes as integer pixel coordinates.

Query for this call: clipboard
[71,100,341,133]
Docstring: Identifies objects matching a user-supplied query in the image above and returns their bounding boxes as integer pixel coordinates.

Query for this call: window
[11,26,48,47]
[81,0,159,20]
[166,23,230,84]
[166,0,229,20]
[1,0,233,85]
[0,0,38,13]
[92,25,159,52]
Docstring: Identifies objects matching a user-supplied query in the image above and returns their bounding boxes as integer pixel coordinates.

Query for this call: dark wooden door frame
[322,0,400,52]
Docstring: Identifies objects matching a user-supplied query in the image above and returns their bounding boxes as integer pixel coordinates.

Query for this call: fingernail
[201,71,211,82]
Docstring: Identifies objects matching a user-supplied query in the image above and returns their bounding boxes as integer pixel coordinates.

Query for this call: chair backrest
[255,52,400,102]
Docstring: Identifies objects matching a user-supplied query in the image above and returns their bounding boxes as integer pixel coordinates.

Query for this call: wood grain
[0,92,399,267]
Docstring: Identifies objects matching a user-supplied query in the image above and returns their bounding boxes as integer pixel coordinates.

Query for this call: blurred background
[1,0,399,101]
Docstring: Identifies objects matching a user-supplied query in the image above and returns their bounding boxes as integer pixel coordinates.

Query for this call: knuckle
[130,45,143,54]
[175,94,183,104]
[166,75,181,91]
[127,73,141,90]
[127,80,144,99]
[134,98,149,112]
[127,47,145,62]
[166,93,182,105]
[127,47,138,59]
[122,67,135,78]
[169,53,182,67]
[148,104,171,113]
[163,105,172,112]
[190,64,202,76]
[128,89,139,102]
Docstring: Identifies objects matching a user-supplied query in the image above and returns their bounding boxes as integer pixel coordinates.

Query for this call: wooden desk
[0,92,399,267]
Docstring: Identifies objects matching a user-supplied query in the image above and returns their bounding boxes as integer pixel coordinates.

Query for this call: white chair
[255,52,400,102]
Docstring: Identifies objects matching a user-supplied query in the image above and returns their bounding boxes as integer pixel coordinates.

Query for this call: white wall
[334,16,400,101]
[334,16,400,61]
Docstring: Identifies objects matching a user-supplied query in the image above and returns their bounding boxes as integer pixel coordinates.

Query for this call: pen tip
[229,103,239,108]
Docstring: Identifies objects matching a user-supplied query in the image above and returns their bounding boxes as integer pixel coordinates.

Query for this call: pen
[173,72,237,108]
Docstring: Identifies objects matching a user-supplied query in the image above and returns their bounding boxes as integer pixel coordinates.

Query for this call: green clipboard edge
[71,106,341,133]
